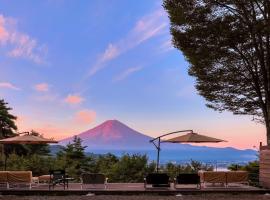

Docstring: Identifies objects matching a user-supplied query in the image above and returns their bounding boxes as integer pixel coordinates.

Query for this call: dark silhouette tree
[0,99,17,138]
[56,136,90,180]
[164,0,270,144]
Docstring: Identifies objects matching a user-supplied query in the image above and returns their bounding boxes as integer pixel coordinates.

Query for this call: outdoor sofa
[144,173,170,188]
[174,173,201,189]
[199,171,248,187]
[0,171,32,189]
[80,173,108,189]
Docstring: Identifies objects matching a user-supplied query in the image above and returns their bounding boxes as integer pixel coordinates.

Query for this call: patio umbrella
[0,134,58,144]
[0,132,58,170]
[150,130,226,172]
[164,132,225,143]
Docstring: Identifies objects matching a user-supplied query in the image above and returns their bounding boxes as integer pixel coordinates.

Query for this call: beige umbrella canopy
[0,134,58,144]
[150,130,226,172]
[164,132,226,143]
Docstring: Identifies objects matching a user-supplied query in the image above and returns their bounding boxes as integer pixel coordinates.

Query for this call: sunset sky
[0,0,265,149]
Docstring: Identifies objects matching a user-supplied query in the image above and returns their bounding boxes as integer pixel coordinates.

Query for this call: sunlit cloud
[0,82,20,90]
[74,109,96,124]
[34,83,49,92]
[0,14,47,64]
[64,94,84,105]
[88,9,168,76]
[114,66,143,81]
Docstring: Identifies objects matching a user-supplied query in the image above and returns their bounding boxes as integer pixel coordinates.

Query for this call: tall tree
[164,0,270,144]
[56,136,90,180]
[0,99,17,138]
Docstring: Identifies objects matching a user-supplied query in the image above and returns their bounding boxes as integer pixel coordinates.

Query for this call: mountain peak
[60,119,153,150]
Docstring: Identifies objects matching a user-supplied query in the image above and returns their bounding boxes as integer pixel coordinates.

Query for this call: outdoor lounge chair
[80,173,108,189]
[49,170,66,190]
[7,171,32,189]
[0,171,8,188]
[174,173,201,189]
[199,171,227,187]
[226,171,249,186]
[144,173,170,188]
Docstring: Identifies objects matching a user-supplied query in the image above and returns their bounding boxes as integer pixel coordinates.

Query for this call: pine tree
[0,99,17,138]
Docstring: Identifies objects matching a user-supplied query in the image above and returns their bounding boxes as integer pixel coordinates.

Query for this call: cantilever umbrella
[165,132,225,143]
[0,132,58,169]
[0,134,58,144]
[150,130,226,172]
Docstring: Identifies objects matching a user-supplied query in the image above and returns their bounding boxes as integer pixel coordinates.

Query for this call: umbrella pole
[156,137,160,173]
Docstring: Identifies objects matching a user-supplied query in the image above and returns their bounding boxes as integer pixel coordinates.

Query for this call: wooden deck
[0,183,268,196]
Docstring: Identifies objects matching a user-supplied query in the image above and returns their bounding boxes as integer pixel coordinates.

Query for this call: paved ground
[29,182,260,191]
[1,194,270,200]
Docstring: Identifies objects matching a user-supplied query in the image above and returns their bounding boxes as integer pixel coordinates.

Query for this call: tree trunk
[266,103,270,145]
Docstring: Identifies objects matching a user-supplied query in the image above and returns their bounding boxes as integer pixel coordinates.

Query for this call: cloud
[101,43,120,62]
[0,82,20,90]
[88,9,168,76]
[74,109,96,124]
[64,94,84,105]
[160,38,174,52]
[114,66,143,81]
[34,83,49,92]
[0,14,47,64]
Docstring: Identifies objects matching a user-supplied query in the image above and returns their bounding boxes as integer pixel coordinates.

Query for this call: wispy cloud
[0,82,20,90]
[88,9,168,76]
[114,66,143,81]
[0,14,48,64]
[74,109,96,124]
[34,83,49,92]
[159,38,174,53]
[64,94,84,105]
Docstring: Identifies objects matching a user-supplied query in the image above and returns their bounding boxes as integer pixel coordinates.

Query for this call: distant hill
[59,119,257,163]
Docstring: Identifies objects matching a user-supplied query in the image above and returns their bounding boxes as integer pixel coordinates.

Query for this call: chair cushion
[0,171,8,182]
[81,173,106,184]
[176,173,200,184]
[145,173,170,187]
[8,171,32,183]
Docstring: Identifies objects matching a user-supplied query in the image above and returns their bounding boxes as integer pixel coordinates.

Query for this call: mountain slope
[60,120,153,150]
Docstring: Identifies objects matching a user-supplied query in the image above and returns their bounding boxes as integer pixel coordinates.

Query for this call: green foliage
[109,154,151,182]
[163,160,214,179]
[163,0,270,142]
[94,153,119,175]
[6,153,25,171]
